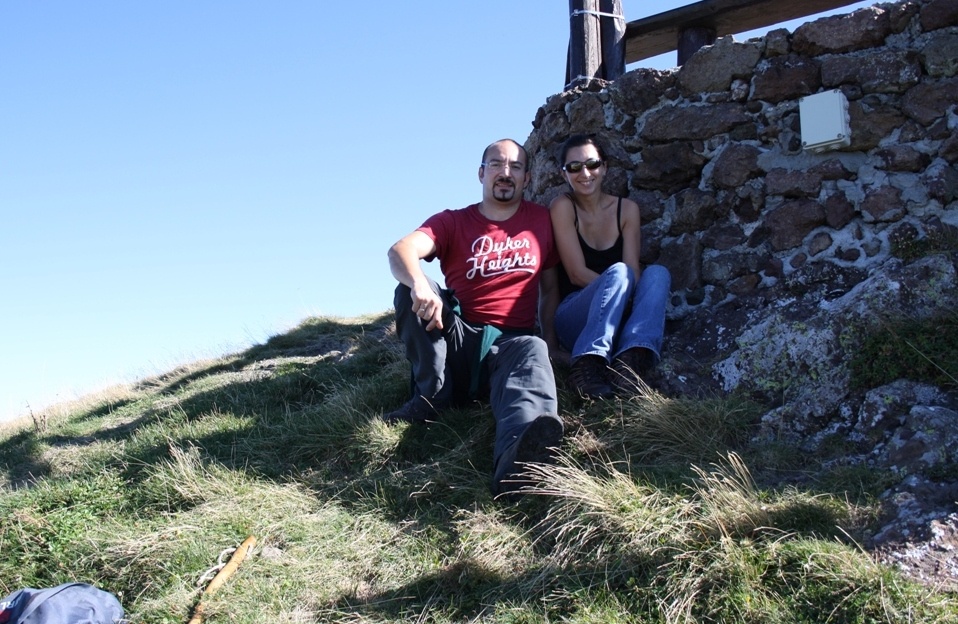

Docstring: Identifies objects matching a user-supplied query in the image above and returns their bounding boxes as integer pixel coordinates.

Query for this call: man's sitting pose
[385,138,563,498]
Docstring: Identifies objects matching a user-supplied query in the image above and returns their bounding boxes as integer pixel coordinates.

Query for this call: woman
[549,134,671,398]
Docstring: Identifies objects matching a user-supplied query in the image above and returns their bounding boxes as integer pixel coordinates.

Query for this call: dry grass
[0,313,953,623]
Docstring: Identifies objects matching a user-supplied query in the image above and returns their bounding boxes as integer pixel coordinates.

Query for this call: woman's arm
[620,198,643,277]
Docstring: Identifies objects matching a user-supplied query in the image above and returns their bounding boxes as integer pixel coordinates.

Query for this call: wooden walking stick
[187,535,257,624]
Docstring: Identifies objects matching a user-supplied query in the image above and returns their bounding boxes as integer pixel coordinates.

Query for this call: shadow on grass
[321,536,685,622]
[133,313,396,398]
[0,314,398,490]
[0,428,51,489]
[71,396,139,423]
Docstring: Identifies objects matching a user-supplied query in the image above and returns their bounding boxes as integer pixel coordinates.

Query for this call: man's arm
[388,230,444,331]
[538,266,568,364]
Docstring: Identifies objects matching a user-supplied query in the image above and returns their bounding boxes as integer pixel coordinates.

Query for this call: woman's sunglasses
[562,158,604,173]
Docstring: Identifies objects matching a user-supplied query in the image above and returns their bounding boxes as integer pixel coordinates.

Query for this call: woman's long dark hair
[559,134,607,166]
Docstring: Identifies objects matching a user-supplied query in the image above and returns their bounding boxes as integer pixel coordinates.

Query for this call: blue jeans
[554,263,671,363]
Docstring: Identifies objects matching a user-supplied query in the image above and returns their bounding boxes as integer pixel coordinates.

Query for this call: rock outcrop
[526,0,958,589]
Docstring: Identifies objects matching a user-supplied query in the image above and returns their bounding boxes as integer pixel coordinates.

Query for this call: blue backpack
[0,583,124,624]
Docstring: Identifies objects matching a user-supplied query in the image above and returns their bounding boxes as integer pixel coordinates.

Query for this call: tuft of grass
[596,376,762,466]
[521,453,942,623]
[889,222,958,262]
[850,312,958,390]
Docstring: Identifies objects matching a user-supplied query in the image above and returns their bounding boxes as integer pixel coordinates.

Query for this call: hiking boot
[382,395,443,424]
[610,348,654,396]
[492,414,564,500]
[568,355,614,399]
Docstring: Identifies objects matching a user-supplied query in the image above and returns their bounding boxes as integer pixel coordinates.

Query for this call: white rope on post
[566,0,625,89]
[566,75,595,86]
[570,9,624,20]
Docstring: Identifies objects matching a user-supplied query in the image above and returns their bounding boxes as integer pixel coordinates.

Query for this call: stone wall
[525,0,958,319]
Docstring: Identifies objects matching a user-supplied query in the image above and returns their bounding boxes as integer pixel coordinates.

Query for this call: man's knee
[500,335,550,368]
[394,283,413,310]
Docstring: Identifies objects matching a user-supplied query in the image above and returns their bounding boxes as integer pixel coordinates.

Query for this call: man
[385,138,563,498]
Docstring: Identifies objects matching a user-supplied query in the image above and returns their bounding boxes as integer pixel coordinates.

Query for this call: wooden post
[566,0,603,89]
[677,26,716,65]
[566,0,583,88]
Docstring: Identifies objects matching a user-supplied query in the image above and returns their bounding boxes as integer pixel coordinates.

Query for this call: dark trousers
[393,280,559,465]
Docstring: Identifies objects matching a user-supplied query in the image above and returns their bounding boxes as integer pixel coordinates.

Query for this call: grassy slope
[1,312,955,623]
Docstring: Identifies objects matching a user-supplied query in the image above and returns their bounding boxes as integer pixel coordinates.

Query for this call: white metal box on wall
[799,89,852,153]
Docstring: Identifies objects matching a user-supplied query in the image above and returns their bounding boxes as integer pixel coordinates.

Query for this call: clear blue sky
[1,1,872,422]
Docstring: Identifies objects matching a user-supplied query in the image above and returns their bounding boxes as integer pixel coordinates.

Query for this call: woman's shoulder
[549,193,576,219]
[549,192,575,209]
[617,196,642,220]
[615,194,640,210]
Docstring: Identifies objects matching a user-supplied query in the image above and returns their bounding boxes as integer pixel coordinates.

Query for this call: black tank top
[556,196,624,300]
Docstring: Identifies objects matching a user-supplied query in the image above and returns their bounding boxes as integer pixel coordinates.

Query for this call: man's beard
[493,178,516,202]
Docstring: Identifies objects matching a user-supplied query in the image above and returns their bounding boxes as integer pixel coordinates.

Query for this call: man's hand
[410,283,444,331]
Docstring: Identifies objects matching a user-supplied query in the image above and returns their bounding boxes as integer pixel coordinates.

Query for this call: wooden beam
[624,0,865,65]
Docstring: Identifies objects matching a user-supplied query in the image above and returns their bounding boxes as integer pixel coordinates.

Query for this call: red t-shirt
[418,201,558,330]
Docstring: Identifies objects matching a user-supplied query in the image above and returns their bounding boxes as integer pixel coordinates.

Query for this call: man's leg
[486,335,562,496]
[387,280,473,422]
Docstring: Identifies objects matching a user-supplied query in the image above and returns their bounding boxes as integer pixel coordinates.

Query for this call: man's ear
[478,164,486,183]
